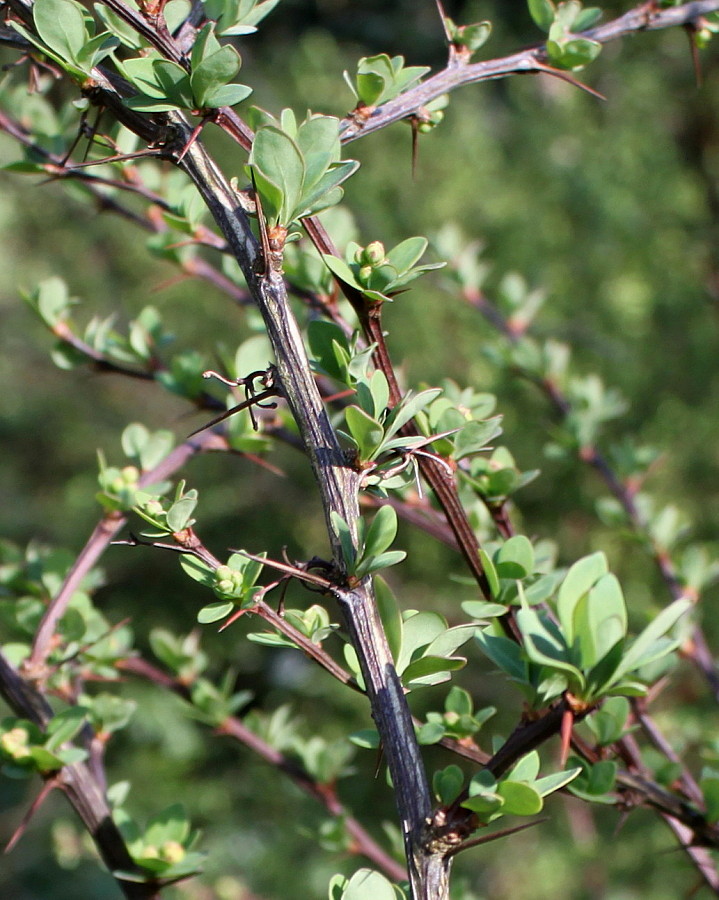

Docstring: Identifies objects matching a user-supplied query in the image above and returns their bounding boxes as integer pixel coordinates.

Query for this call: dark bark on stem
[173,118,443,897]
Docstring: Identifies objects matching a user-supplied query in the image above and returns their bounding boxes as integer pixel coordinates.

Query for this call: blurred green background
[1,1,719,897]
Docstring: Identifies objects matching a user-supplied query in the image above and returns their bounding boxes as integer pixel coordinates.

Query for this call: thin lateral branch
[27,434,214,668]
[255,598,358,689]
[119,656,406,882]
[464,283,719,700]
[0,108,170,213]
[338,0,719,142]
[632,700,704,806]
[28,512,126,669]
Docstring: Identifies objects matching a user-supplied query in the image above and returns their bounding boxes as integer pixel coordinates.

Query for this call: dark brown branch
[0,652,158,899]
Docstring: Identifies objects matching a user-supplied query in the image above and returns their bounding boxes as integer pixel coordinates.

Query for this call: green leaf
[497,780,543,816]
[517,606,577,678]
[200,82,252,108]
[164,0,192,33]
[508,751,540,783]
[191,45,242,108]
[547,37,602,70]
[247,166,285,227]
[424,624,475,659]
[308,320,352,381]
[250,126,305,227]
[475,628,526,682]
[144,803,189,846]
[495,535,535,579]
[455,21,492,52]
[701,770,719,823]
[355,550,407,578]
[395,611,446,674]
[296,160,359,219]
[461,600,507,619]
[179,555,215,588]
[296,115,340,188]
[29,746,66,772]
[452,418,503,461]
[384,236,428,274]
[190,21,222,70]
[348,729,380,749]
[557,552,607,643]
[383,389,442,441]
[614,598,691,680]
[567,758,617,802]
[45,707,88,750]
[445,686,473,717]
[574,573,627,669]
[417,719,446,744]
[75,31,120,71]
[33,0,88,64]
[479,548,501,598]
[339,869,400,900]
[374,576,402,664]
[31,276,73,327]
[433,764,464,803]
[330,512,356,573]
[166,496,197,532]
[345,406,384,460]
[363,506,399,560]
[574,7,602,30]
[154,60,194,108]
[534,767,582,796]
[322,253,364,291]
[401,655,464,685]
[527,0,555,31]
[461,771,503,815]
[585,697,630,745]
[197,601,234,624]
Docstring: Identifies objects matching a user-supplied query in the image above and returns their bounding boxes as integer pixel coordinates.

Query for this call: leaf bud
[160,840,186,864]
[364,241,386,265]
[0,727,31,759]
[121,466,140,485]
[144,499,165,518]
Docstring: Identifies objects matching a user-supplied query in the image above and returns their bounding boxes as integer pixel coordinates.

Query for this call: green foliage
[2,2,719,899]
[476,552,691,706]
[177,550,266,625]
[418,686,496,745]
[113,800,206,880]
[461,751,580,820]
[119,24,252,112]
[248,603,338,648]
[331,506,406,581]
[202,0,282,37]
[11,0,120,81]
[0,711,88,775]
[329,869,405,900]
[565,757,618,804]
[442,13,492,57]
[526,0,602,69]
[247,109,359,230]
[345,54,429,108]
[323,237,444,304]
